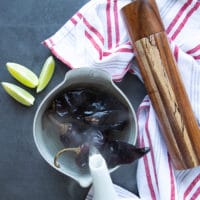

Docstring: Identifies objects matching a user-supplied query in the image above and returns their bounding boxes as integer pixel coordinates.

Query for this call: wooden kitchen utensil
[122,0,200,170]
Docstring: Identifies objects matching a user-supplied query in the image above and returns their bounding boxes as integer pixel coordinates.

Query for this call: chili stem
[54,147,81,168]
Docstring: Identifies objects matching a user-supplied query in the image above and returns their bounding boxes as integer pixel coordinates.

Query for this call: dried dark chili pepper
[46,87,150,170]
[100,141,150,168]
[48,113,104,148]
[54,141,150,169]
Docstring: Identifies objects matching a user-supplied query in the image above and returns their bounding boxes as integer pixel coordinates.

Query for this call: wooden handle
[122,0,200,169]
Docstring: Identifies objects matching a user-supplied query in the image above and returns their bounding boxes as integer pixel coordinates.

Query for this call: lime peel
[37,56,55,93]
[6,62,39,88]
[1,82,35,106]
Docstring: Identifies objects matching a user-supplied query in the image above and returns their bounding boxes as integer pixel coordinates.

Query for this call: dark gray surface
[0,1,146,199]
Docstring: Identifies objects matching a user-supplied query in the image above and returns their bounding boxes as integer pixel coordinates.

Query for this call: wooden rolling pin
[122,0,200,170]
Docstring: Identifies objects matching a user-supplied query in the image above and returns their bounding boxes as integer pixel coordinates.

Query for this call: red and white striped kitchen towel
[43,0,200,199]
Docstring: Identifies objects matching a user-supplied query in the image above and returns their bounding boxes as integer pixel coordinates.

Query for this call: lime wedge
[36,56,55,93]
[1,82,35,106]
[6,62,39,88]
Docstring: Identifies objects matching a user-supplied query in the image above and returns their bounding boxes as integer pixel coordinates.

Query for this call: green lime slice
[1,82,35,106]
[6,62,39,88]
[36,56,55,93]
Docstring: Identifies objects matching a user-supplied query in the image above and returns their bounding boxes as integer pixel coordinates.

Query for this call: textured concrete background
[0,0,146,199]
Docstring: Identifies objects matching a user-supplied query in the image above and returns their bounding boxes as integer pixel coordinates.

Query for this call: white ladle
[89,152,119,200]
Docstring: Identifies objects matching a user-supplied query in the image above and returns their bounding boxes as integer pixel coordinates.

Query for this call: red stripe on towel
[113,0,120,46]
[145,111,159,188]
[77,12,104,44]
[106,0,112,49]
[194,55,200,60]
[166,0,192,34]
[168,154,176,200]
[103,48,133,57]
[85,31,102,60]
[83,18,104,44]
[171,3,200,40]
[142,136,157,200]
[70,17,78,25]
[174,45,179,62]
[186,44,200,54]
[190,186,200,200]
[76,12,82,19]
[184,174,200,199]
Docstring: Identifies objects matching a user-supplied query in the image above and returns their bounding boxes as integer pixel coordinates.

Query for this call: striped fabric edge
[137,99,178,200]
[43,0,134,81]
[137,100,159,200]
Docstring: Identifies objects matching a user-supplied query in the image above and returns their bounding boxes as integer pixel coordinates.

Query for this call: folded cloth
[43,0,200,199]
